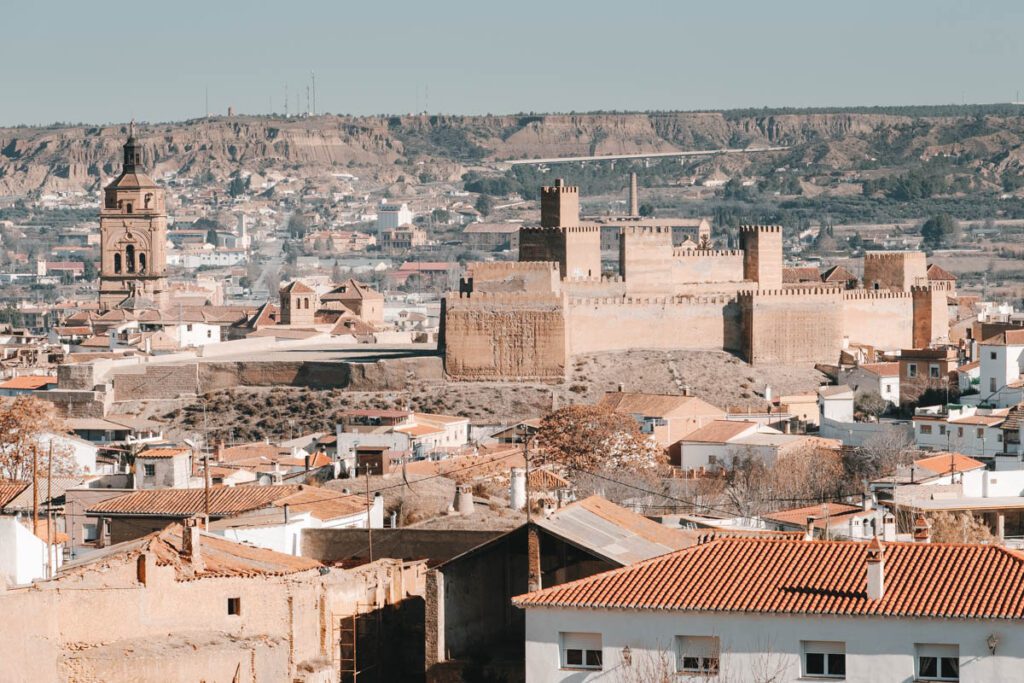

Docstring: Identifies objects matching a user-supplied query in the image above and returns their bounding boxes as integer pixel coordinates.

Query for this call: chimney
[182,518,204,571]
[455,485,474,516]
[304,454,311,471]
[370,492,384,529]
[913,513,931,543]
[882,513,896,542]
[804,516,816,541]
[862,493,873,511]
[510,467,527,510]
[527,525,542,592]
[866,536,885,600]
[628,172,639,217]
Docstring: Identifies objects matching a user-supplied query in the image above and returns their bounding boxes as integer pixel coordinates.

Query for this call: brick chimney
[913,513,931,543]
[866,536,885,600]
[182,518,204,571]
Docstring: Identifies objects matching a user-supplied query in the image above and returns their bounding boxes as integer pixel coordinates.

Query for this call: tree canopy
[536,404,662,473]
[920,213,961,249]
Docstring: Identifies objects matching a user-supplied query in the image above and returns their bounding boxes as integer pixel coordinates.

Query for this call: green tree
[474,194,494,217]
[638,203,655,217]
[431,208,451,224]
[921,214,960,249]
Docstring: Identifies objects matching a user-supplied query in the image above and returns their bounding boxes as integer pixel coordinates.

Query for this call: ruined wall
[442,293,566,380]
[739,288,845,364]
[863,251,928,291]
[565,295,741,355]
[466,261,560,294]
[913,282,953,347]
[112,364,199,400]
[841,289,915,350]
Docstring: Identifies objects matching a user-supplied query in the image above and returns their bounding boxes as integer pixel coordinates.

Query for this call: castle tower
[280,280,318,326]
[540,178,579,228]
[740,225,783,289]
[99,124,168,310]
[628,172,639,217]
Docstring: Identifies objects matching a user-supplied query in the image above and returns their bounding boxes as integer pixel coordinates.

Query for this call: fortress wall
[442,293,566,380]
[467,261,560,294]
[620,226,675,295]
[670,250,745,284]
[739,288,844,364]
[841,289,914,350]
[565,295,740,356]
[562,276,628,298]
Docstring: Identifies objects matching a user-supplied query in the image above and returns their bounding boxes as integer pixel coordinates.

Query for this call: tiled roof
[88,484,302,517]
[0,376,57,390]
[821,265,856,283]
[762,502,866,530]
[280,280,315,294]
[927,263,957,281]
[3,477,86,511]
[0,481,28,508]
[914,452,986,476]
[61,523,320,581]
[683,420,757,444]
[782,267,821,283]
[273,487,367,521]
[513,538,1024,619]
[138,446,190,459]
[982,329,1024,346]
[858,362,899,377]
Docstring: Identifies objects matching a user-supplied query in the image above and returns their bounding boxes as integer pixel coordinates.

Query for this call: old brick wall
[467,261,560,294]
[620,226,675,295]
[912,282,953,347]
[740,289,844,364]
[740,225,783,289]
[863,252,928,290]
[670,250,745,286]
[442,293,566,380]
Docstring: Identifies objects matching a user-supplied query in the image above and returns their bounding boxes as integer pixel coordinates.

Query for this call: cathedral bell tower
[98,123,168,310]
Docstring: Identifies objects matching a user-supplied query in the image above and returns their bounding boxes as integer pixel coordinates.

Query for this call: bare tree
[0,396,75,481]
[845,426,915,481]
[929,511,995,544]
[537,404,663,473]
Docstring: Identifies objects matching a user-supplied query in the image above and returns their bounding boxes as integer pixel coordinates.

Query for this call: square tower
[540,178,579,228]
[740,225,783,289]
[863,252,928,291]
[280,281,318,326]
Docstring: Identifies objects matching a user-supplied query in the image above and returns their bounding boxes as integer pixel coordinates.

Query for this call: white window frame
[916,643,959,681]
[801,640,846,679]
[930,364,941,379]
[908,363,918,378]
[143,463,156,477]
[560,632,602,671]
[676,635,720,674]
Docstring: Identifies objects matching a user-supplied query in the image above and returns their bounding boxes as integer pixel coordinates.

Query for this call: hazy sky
[3,0,1023,126]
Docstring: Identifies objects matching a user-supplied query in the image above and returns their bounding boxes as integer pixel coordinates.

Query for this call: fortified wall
[441,179,953,380]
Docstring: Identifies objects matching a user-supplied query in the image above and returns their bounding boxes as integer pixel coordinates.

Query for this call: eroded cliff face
[2,111,1023,195]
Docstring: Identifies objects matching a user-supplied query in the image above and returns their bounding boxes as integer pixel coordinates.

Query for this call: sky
[2,0,1023,126]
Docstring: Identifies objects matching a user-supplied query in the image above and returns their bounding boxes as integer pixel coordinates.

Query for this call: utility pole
[47,442,53,578]
[203,449,211,531]
[365,464,373,562]
[311,71,316,115]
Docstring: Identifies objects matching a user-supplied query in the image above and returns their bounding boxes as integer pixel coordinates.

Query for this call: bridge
[502,145,789,166]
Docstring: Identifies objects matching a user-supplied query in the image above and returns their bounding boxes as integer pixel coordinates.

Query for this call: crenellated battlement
[672,248,743,258]
[738,286,844,300]
[541,185,579,195]
[843,289,913,300]
[448,291,563,308]
[864,251,918,261]
[470,261,559,274]
[569,294,735,306]
[739,224,783,234]
[912,281,955,293]
[620,225,673,236]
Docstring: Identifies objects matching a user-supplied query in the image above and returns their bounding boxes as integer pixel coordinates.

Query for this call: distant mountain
[2,108,1024,195]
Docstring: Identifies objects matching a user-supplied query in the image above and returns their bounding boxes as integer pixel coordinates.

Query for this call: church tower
[99,124,168,310]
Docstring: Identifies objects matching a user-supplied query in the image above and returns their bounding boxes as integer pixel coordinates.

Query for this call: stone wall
[739,288,845,364]
[467,261,560,294]
[112,364,199,400]
[442,293,566,381]
[620,226,675,295]
[842,289,915,350]
[863,251,928,290]
[671,250,745,286]
[565,295,741,355]
[912,282,953,347]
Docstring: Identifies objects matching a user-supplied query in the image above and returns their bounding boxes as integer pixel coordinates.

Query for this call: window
[939,426,946,436]
[908,363,918,378]
[930,364,940,379]
[917,644,958,681]
[143,463,156,477]
[802,641,845,678]
[991,378,997,392]
[676,636,719,674]
[560,632,602,670]
[991,352,997,360]
[227,597,241,615]
[977,428,985,438]
[885,383,892,394]
[957,427,963,438]
[920,425,933,435]
[113,253,122,274]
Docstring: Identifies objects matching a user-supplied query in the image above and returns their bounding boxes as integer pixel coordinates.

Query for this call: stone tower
[279,280,318,326]
[540,178,579,228]
[740,225,783,289]
[99,124,168,310]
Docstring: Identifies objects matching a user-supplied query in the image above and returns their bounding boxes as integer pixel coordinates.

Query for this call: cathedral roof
[108,170,159,190]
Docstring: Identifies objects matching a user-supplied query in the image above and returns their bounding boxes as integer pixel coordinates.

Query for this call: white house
[843,363,900,408]
[514,537,1024,682]
[913,404,1007,459]
[0,516,64,586]
[678,420,839,472]
[979,329,1024,407]
[38,432,98,475]
[818,385,855,422]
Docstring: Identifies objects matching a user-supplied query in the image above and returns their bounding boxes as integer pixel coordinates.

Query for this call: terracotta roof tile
[913,452,986,475]
[762,503,866,530]
[0,376,57,390]
[513,538,1024,619]
[599,392,724,418]
[88,484,302,517]
[683,420,758,443]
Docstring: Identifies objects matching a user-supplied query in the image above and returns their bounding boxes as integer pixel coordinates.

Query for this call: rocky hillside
[3,108,1024,195]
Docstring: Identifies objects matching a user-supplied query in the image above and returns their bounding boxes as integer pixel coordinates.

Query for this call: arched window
[138,253,147,273]
[117,200,123,210]
[125,244,136,273]
[303,297,309,310]
[113,253,122,274]
[144,193,153,209]
[126,203,133,214]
